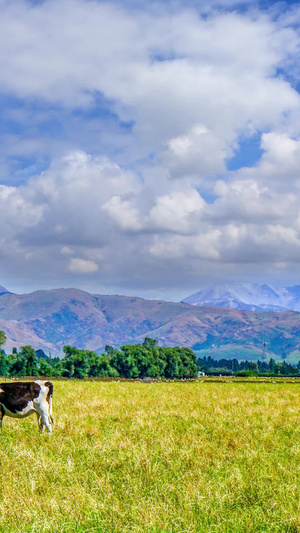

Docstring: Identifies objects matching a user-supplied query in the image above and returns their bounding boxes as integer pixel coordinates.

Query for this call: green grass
[0,380,300,532]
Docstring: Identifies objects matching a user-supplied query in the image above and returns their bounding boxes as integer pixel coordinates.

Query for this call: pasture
[0,380,300,533]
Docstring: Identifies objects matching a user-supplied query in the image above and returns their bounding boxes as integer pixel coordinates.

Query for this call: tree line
[197,355,300,376]
[1,329,299,379]
[0,335,198,379]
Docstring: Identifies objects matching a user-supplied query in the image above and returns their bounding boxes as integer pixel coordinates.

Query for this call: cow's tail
[45,381,54,424]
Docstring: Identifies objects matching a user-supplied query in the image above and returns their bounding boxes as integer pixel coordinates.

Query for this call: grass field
[0,380,300,533]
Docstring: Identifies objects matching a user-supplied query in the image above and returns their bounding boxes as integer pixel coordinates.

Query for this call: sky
[1,0,300,300]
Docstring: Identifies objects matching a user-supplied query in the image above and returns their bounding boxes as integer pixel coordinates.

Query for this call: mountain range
[0,283,300,361]
[182,282,300,312]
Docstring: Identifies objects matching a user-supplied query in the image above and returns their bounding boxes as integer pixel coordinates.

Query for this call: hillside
[0,287,300,360]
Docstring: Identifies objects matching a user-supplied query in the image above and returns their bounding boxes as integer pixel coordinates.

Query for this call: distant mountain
[0,285,11,296]
[0,286,299,361]
[182,282,300,312]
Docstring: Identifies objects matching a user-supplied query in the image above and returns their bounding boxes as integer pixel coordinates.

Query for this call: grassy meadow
[0,380,300,533]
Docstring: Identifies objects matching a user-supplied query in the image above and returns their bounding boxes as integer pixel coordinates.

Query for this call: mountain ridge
[0,285,299,361]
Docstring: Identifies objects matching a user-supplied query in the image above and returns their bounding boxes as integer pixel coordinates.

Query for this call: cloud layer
[1,0,300,298]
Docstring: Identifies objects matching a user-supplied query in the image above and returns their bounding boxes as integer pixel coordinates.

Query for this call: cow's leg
[36,413,44,433]
[48,395,54,425]
[42,411,52,435]
[0,405,4,430]
[36,405,52,435]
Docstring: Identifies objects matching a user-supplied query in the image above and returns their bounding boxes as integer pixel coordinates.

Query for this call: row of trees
[1,331,299,379]
[197,355,300,376]
[0,336,199,379]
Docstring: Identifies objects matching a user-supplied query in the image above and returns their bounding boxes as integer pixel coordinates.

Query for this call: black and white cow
[0,380,53,434]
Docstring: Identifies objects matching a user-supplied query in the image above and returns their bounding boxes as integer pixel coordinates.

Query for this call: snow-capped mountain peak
[182,282,300,312]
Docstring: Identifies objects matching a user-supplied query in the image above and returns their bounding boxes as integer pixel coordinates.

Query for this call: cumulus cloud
[164,125,228,180]
[211,178,297,222]
[148,189,205,233]
[257,132,300,180]
[148,230,221,260]
[68,258,99,274]
[102,196,144,232]
[0,2,299,156]
[1,0,300,296]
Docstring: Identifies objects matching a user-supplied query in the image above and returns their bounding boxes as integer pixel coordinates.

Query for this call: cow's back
[0,382,41,413]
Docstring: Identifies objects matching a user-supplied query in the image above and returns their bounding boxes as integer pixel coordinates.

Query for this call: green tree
[56,342,202,379]
[19,345,39,376]
[141,338,166,378]
[105,345,117,357]
[7,352,27,376]
[110,346,138,378]
[0,330,6,348]
[269,358,275,373]
[274,363,282,375]
[232,359,239,373]
[120,344,150,378]
[62,346,89,378]
[38,358,54,377]
[177,347,198,378]
[90,354,119,377]
[0,331,7,376]
[143,338,158,349]
[0,351,8,376]
[160,347,179,379]
[247,361,258,373]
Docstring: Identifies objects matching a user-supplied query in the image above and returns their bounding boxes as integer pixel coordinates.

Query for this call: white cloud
[212,178,297,222]
[164,125,228,180]
[68,258,99,274]
[1,1,300,295]
[61,246,74,255]
[102,196,143,232]
[148,230,221,260]
[0,184,43,236]
[0,3,299,146]
[149,189,205,233]
[258,132,300,179]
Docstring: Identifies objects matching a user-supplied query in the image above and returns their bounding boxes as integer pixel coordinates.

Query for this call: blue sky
[1,0,300,299]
